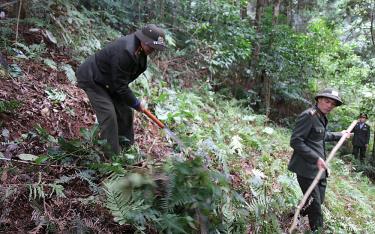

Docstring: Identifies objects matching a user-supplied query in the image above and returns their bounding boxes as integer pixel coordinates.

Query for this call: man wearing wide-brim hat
[76,24,166,155]
[352,112,370,161]
[288,88,350,231]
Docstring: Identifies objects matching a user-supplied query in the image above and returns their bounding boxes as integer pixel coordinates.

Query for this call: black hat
[315,88,343,106]
[359,113,368,119]
[135,24,166,50]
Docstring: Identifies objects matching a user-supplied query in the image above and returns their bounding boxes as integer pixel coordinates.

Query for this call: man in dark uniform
[76,24,166,155]
[288,88,346,232]
[352,113,370,161]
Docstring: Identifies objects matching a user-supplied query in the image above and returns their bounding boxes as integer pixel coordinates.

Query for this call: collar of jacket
[125,33,147,62]
[314,105,328,127]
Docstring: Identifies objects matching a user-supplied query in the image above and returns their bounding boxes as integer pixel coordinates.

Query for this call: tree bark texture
[263,0,281,117]
[371,1,375,47]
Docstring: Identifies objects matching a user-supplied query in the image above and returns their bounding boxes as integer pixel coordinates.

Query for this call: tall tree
[263,0,281,117]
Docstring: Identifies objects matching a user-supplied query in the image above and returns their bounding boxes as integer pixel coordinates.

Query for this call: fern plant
[46,125,105,165]
[104,157,250,233]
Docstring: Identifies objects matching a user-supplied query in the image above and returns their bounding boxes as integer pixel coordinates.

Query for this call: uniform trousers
[79,83,134,155]
[353,145,366,161]
[297,175,327,231]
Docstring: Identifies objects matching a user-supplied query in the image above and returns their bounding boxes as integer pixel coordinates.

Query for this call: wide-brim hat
[135,24,166,50]
[314,88,343,106]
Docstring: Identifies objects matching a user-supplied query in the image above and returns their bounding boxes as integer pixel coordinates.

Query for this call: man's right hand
[137,102,145,112]
[317,158,327,170]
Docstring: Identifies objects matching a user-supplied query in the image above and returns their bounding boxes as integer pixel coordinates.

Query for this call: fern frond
[155,172,174,212]
[104,176,160,228]
[157,213,190,234]
[248,195,272,219]
[76,170,101,194]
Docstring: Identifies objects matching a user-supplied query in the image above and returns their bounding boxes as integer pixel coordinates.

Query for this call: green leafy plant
[0,100,21,113]
[7,64,23,78]
[105,157,249,233]
[13,42,47,60]
[45,88,66,104]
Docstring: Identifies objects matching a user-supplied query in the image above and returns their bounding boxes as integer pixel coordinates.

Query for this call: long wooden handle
[289,120,358,233]
[143,109,165,129]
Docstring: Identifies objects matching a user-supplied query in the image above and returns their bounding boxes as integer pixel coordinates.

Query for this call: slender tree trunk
[145,0,154,21]
[254,0,264,27]
[263,0,282,117]
[188,0,192,20]
[285,0,292,26]
[248,0,264,111]
[250,0,264,69]
[371,1,375,48]
[273,0,281,25]
[138,1,141,22]
[160,0,164,21]
[240,1,248,19]
[172,0,178,27]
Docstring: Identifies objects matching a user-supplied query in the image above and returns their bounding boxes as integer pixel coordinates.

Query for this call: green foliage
[13,42,47,60]
[2,1,374,233]
[8,64,23,78]
[44,126,105,165]
[360,84,375,116]
[0,100,21,113]
[43,58,58,70]
[28,172,66,200]
[45,88,66,104]
[105,157,249,233]
[0,25,13,47]
[34,124,57,145]
[60,64,76,84]
[325,158,375,233]
[189,2,254,74]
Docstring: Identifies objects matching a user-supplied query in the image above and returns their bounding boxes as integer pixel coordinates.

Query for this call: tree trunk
[240,0,247,18]
[248,0,265,112]
[262,0,282,117]
[6,0,29,19]
[273,0,281,25]
[371,1,375,48]
[160,0,164,21]
[250,0,265,69]
[285,0,293,26]
[172,0,178,27]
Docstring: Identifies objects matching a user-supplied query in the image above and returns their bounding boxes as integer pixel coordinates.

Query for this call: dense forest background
[1,0,375,233]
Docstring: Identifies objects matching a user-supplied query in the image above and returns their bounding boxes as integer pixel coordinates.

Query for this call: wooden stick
[289,120,358,233]
[15,0,22,43]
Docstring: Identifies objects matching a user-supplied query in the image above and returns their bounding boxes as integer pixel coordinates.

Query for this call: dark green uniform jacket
[352,123,370,147]
[288,106,342,179]
[76,33,147,108]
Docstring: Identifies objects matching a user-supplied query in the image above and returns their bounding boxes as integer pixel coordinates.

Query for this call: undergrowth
[1,1,374,233]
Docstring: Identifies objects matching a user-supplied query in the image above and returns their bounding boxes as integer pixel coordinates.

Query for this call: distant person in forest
[352,113,370,161]
[76,24,166,155]
[288,88,349,232]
